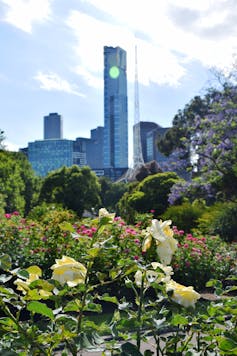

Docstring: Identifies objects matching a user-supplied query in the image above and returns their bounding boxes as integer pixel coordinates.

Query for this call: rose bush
[0,208,237,355]
[172,228,235,290]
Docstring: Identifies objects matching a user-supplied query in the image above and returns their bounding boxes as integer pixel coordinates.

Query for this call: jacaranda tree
[165,84,237,204]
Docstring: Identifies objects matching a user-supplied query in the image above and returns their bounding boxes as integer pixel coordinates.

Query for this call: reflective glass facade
[103,46,128,170]
[28,139,73,176]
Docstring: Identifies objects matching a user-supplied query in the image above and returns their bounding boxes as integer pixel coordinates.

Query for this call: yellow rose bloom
[166,279,200,308]
[99,208,115,222]
[51,256,87,287]
[150,219,178,265]
[14,267,41,294]
[135,262,174,287]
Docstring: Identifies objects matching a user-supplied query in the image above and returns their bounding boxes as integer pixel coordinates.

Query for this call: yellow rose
[51,256,87,287]
[142,231,152,252]
[150,219,178,265]
[135,262,173,287]
[99,208,115,222]
[14,266,41,294]
[166,279,200,308]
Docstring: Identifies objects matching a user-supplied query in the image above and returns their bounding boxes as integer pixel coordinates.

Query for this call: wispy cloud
[65,0,237,89]
[34,71,85,97]
[66,10,185,88]
[1,0,52,33]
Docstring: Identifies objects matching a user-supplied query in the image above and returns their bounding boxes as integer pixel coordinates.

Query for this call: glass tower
[44,113,62,139]
[103,46,128,172]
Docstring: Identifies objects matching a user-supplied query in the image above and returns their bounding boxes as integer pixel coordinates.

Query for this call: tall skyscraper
[103,46,128,180]
[44,112,62,139]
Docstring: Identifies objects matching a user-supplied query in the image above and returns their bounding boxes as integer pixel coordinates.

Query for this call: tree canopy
[39,165,101,216]
[161,84,237,204]
[0,150,39,214]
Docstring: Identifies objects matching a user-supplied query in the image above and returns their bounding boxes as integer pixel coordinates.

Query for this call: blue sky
[1,0,237,164]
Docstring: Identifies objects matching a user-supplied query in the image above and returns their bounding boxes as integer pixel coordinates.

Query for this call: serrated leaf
[27,301,54,320]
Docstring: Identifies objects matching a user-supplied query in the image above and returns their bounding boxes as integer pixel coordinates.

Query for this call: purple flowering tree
[160,85,237,204]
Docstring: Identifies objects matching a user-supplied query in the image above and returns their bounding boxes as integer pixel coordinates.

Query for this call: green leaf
[64,299,82,312]
[16,269,29,280]
[88,247,100,258]
[84,302,102,313]
[27,301,54,320]
[121,342,143,355]
[30,279,54,291]
[55,314,77,331]
[218,337,237,354]
[171,314,189,326]
[98,293,119,305]
[0,254,12,271]
[59,221,75,233]
[26,266,42,276]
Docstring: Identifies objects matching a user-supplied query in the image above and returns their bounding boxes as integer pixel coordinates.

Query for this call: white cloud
[34,71,85,97]
[66,0,237,89]
[66,10,186,87]
[1,0,52,33]
[5,140,20,152]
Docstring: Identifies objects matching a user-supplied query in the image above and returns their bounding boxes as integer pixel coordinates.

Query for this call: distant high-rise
[103,46,128,180]
[44,113,62,139]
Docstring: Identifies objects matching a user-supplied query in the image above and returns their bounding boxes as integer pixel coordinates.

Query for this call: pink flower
[183,243,189,248]
[4,213,11,219]
[134,255,139,260]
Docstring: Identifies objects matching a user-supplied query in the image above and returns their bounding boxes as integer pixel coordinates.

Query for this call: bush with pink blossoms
[171,228,235,290]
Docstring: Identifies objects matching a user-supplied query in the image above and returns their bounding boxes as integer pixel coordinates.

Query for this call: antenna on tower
[133,45,144,168]
[116,45,144,182]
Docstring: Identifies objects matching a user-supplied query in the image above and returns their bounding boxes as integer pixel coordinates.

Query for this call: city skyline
[1,0,237,165]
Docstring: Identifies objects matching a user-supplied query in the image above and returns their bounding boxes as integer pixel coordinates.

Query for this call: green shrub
[161,201,205,232]
[210,202,237,242]
[172,230,235,290]
[197,202,237,242]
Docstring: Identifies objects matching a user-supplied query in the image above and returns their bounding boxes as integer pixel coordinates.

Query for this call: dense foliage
[0,150,40,215]
[118,172,181,223]
[158,84,237,205]
[39,165,101,217]
[0,209,236,355]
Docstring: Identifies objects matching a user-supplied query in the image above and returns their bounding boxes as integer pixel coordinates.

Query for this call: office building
[134,121,169,164]
[44,113,62,139]
[103,46,128,180]
[28,139,73,176]
[74,126,104,174]
[133,121,158,163]
[146,126,169,164]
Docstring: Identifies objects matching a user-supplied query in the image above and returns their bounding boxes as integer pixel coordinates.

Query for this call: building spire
[133,45,144,168]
